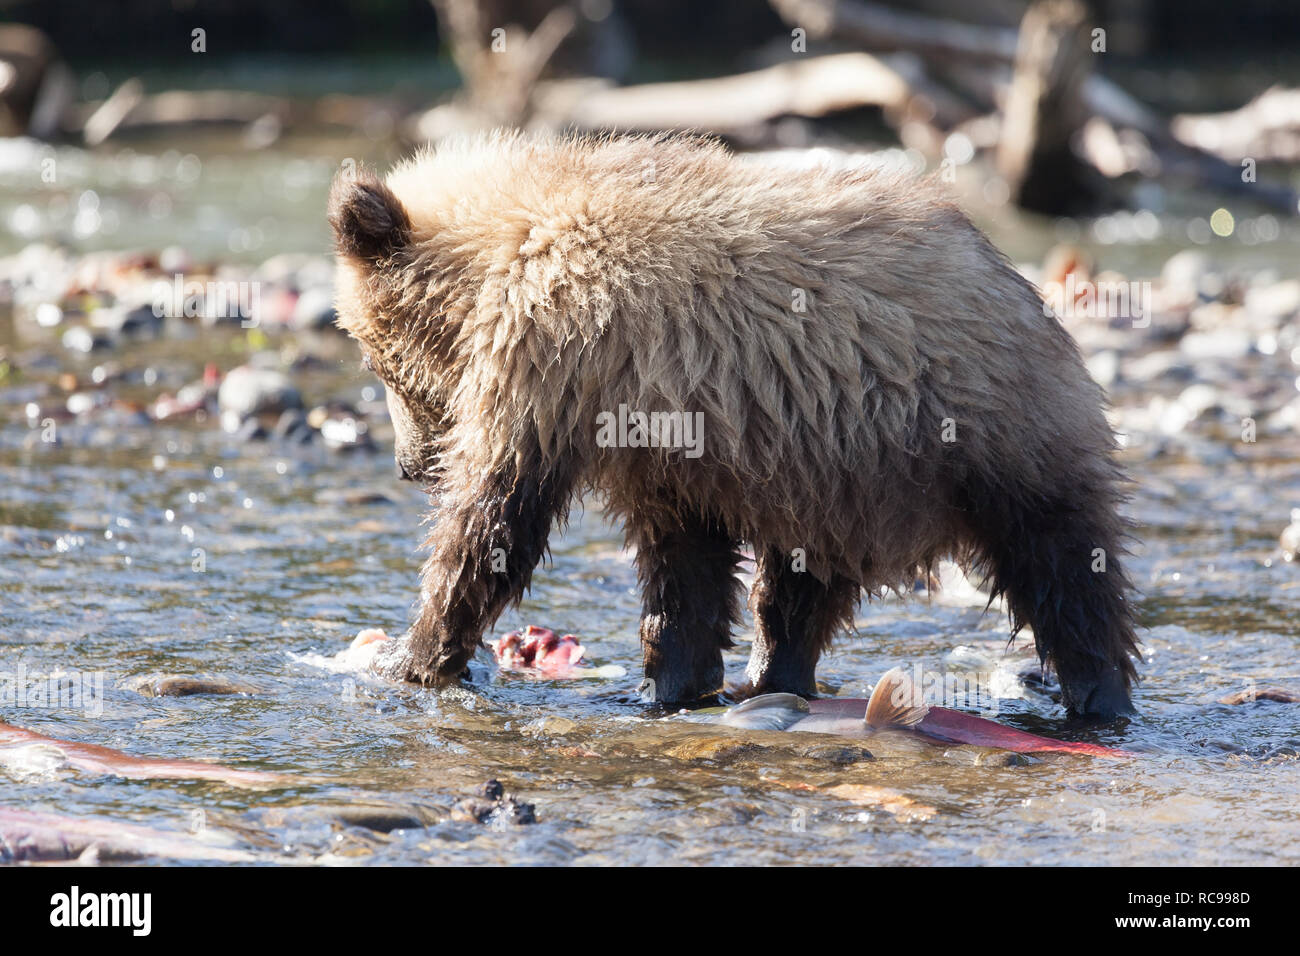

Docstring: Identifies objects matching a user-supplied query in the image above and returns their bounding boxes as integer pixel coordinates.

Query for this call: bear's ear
[328,169,412,264]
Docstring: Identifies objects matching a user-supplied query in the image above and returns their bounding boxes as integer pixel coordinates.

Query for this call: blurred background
[2,0,1299,265]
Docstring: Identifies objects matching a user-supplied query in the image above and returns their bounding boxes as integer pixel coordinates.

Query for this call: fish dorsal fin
[720,693,810,731]
[866,667,930,729]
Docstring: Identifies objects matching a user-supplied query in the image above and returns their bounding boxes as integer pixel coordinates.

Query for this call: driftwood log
[771,0,1018,62]
[0,24,74,139]
[24,0,1300,219]
[411,50,972,148]
[1173,87,1300,165]
[995,0,1100,213]
[66,89,291,141]
[769,0,1298,215]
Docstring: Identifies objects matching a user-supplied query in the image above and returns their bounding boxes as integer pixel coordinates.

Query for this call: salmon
[0,722,290,787]
[0,807,255,863]
[338,625,625,679]
[491,626,586,675]
[721,667,1132,758]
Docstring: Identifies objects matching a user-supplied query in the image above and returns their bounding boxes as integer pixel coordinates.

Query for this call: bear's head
[328,168,450,483]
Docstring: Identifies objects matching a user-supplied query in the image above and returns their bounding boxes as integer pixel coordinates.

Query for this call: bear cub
[329,133,1141,719]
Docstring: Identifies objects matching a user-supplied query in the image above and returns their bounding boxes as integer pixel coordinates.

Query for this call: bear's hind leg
[744,548,859,697]
[631,510,743,704]
[965,483,1141,720]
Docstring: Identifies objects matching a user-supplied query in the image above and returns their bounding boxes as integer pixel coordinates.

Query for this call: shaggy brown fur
[329,131,1141,719]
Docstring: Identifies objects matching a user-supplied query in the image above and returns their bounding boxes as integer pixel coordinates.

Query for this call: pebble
[217,365,302,418]
[1086,349,1119,388]
[1281,511,1300,561]
[291,286,337,330]
[319,414,372,451]
[60,326,107,353]
[254,287,298,329]
[1160,249,1210,299]
[271,408,314,444]
[158,246,191,274]
[1119,350,1194,383]
[1243,279,1300,322]
[794,743,874,764]
[65,391,108,417]
[34,303,62,327]
[90,303,164,340]
[1179,327,1252,361]
[309,403,374,451]
[987,751,1036,766]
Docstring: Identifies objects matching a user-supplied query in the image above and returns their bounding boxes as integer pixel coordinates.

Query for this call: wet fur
[329,131,1141,718]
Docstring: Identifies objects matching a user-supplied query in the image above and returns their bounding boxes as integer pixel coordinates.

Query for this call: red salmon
[491,626,586,675]
[721,667,1132,758]
[0,722,289,786]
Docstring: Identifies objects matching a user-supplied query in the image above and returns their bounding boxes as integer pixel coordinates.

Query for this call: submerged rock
[129,674,262,697]
[451,779,536,826]
[329,802,444,832]
[1218,686,1300,705]
[256,801,446,834]
[315,487,399,506]
[793,743,874,764]
[292,286,336,330]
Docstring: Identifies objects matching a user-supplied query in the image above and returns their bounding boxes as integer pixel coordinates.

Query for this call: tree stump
[995,0,1102,214]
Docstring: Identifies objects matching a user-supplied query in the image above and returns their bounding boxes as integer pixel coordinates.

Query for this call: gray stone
[217,365,302,418]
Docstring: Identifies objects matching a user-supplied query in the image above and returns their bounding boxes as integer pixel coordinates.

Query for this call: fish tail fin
[866,667,931,729]
[720,693,810,731]
[1057,741,1135,759]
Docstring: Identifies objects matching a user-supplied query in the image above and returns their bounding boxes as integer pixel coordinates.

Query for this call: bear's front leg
[745,548,860,698]
[631,510,743,704]
[394,445,573,686]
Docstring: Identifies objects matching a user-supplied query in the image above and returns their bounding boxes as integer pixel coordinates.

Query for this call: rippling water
[1,130,1299,865]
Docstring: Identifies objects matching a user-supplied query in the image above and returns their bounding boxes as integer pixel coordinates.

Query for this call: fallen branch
[410,51,970,148]
[540,52,920,131]
[81,77,143,145]
[1172,86,1300,164]
[770,0,1017,62]
[66,89,290,138]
